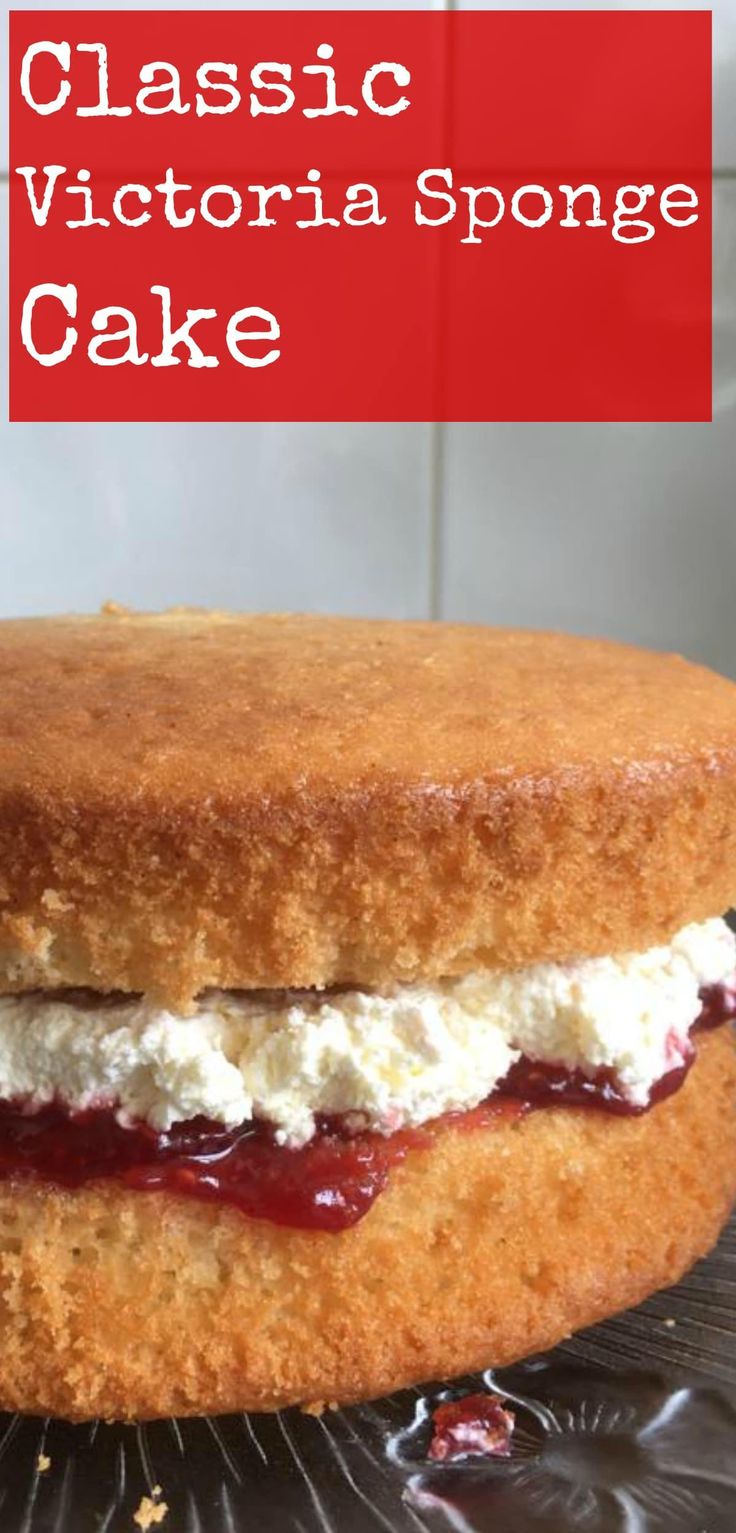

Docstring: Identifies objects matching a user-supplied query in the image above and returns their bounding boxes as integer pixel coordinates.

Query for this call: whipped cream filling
[0,919,733,1147]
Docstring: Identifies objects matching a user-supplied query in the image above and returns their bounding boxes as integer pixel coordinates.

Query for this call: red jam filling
[694,982,736,1031]
[0,983,732,1232]
[495,1054,693,1114]
[428,1393,515,1462]
[0,1096,524,1232]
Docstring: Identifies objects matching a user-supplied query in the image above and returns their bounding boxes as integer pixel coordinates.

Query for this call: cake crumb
[663,1317,677,1328]
[133,1492,168,1529]
[101,600,134,618]
[36,1453,51,1473]
[301,1398,339,1416]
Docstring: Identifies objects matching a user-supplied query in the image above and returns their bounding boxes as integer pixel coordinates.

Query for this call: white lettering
[149,285,218,368]
[226,307,280,367]
[21,282,77,365]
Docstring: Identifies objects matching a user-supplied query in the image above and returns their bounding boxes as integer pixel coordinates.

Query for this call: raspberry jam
[694,982,736,1031]
[428,1393,515,1462]
[495,1055,692,1114]
[0,1097,523,1233]
[0,983,732,1232]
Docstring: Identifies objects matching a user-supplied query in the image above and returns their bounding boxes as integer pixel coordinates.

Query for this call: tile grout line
[5,170,736,186]
[426,0,454,622]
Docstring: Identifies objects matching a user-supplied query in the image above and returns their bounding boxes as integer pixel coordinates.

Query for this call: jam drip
[496,1056,692,1114]
[428,1393,515,1462]
[496,981,735,1114]
[694,982,736,1031]
[0,983,732,1232]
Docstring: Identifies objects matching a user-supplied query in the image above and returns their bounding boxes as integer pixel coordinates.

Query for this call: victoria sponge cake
[0,608,734,1421]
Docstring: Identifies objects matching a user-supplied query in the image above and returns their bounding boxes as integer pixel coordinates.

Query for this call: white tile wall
[3,3,736,666]
[439,180,736,678]
[0,179,431,616]
[0,168,432,619]
[1,0,438,621]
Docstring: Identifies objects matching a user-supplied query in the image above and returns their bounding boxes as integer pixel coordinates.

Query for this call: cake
[0,609,733,1420]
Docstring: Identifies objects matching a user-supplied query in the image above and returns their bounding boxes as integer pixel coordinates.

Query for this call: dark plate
[1,1214,735,1532]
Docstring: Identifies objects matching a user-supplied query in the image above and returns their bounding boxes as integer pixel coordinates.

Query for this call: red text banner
[9,10,712,422]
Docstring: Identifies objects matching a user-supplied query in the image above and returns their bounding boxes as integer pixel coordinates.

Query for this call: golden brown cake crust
[0,1030,733,1422]
[0,610,735,1005]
